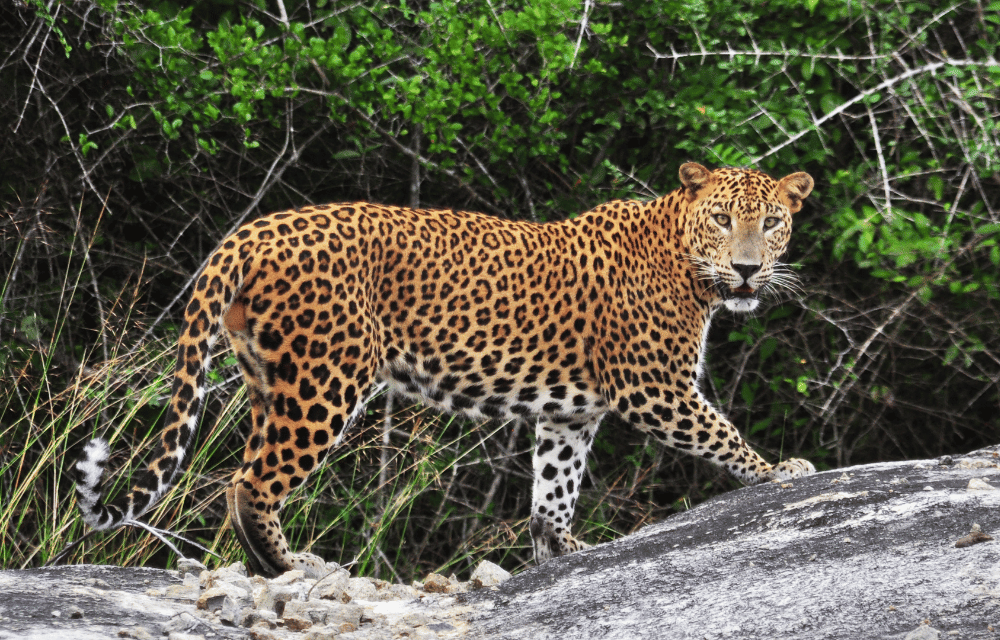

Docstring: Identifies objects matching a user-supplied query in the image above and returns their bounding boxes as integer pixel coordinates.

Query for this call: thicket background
[2,0,999,581]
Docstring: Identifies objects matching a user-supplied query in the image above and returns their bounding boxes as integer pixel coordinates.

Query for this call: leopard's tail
[75,247,246,531]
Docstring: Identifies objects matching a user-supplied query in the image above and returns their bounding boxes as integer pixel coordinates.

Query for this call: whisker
[768,263,803,295]
[684,253,718,283]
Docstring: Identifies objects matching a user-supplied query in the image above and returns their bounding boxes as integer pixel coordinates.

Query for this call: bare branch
[569,0,593,70]
[865,102,893,221]
[752,58,999,164]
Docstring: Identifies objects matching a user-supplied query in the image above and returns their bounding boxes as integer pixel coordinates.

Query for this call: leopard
[75,162,816,578]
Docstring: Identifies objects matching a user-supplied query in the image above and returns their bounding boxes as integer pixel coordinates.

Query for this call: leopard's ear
[777,172,814,214]
[679,163,712,202]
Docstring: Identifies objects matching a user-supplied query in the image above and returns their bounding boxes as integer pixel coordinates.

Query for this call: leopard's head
[679,163,813,312]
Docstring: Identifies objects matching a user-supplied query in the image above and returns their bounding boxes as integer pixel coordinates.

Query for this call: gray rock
[0,565,247,640]
[469,445,1000,639]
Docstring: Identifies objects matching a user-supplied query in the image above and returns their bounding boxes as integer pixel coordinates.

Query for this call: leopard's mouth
[718,281,761,312]
[719,281,758,300]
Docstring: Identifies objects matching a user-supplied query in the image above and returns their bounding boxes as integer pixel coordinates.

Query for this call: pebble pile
[135,558,510,640]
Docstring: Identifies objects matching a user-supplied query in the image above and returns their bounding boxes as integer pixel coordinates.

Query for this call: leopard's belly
[379,352,608,422]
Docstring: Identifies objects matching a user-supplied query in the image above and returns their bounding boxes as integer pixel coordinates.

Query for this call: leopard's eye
[763,217,780,229]
[713,213,731,227]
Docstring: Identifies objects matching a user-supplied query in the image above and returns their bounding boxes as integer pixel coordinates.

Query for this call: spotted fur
[75,163,815,577]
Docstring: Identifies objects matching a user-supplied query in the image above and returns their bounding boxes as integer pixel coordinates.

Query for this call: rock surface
[470,445,1000,639]
[0,560,506,640]
[4,446,1000,639]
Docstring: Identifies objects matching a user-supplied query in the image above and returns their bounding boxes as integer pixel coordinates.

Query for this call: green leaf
[927,175,944,201]
[858,225,875,254]
[795,376,809,395]
[759,337,778,363]
[750,417,772,435]
[20,313,41,342]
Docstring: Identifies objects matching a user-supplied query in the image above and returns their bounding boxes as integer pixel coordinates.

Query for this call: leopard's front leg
[529,416,602,563]
[627,389,815,485]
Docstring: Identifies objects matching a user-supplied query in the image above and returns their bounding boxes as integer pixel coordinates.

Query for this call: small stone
[955,522,994,548]
[271,570,306,585]
[378,583,420,601]
[282,613,313,631]
[197,587,231,612]
[255,582,308,614]
[313,567,352,602]
[219,596,244,626]
[162,612,204,635]
[303,624,357,639]
[446,573,470,594]
[967,478,995,491]
[176,558,208,577]
[280,598,365,630]
[241,608,278,629]
[204,564,253,594]
[904,624,940,640]
[346,577,379,601]
[247,621,281,639]
[470,560,512,589]
[117,627,154,640]
[361,610,390,627]
[957,459,995,469]
[399,612,432,627]
[325,603,363,629]
[163,583,200,601]
[423,573,450,593]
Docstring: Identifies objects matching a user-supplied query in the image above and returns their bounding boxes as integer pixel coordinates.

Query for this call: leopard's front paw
[770,458,816,480]
[530,516,590,564]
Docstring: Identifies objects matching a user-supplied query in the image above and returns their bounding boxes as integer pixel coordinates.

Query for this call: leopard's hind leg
[223,293,379,578]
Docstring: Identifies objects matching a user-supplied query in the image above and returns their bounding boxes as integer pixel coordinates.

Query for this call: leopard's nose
[732,263,761,286]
